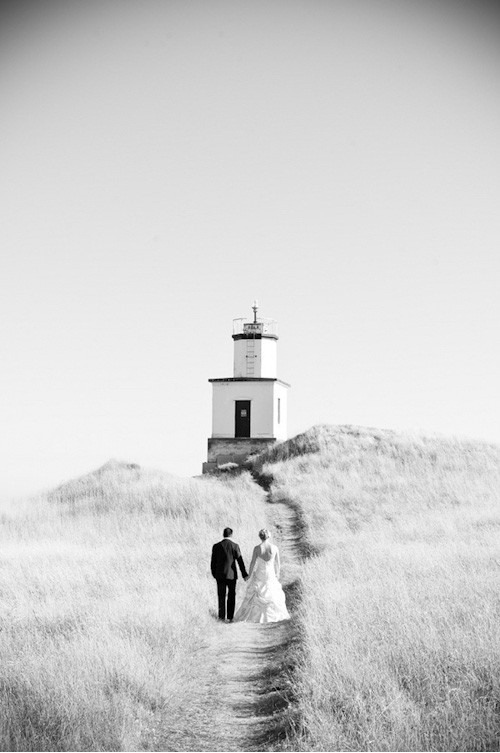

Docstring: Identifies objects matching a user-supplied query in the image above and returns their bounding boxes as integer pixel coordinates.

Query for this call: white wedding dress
[234,545,290,624]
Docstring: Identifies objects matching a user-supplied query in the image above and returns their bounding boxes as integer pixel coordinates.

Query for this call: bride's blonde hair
[258,528,271,541]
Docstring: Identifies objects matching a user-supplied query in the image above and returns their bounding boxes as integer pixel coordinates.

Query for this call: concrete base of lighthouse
[202,437,276,473]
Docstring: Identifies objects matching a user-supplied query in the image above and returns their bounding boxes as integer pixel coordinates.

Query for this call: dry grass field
[2,425,499,751]
[0,461,267,751]
[258,425,500,751]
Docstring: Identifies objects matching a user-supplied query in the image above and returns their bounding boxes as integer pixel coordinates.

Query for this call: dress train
[234,547,290,624]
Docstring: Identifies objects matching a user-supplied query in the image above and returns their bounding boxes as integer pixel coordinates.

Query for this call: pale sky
[1,0,500,499]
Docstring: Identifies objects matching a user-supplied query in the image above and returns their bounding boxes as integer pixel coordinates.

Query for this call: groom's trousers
[216,578,236,621]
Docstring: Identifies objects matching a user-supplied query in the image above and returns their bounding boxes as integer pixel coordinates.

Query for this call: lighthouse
[202,301,290,473]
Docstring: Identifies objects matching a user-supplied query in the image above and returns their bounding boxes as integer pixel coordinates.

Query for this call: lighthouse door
[235,400,251,437]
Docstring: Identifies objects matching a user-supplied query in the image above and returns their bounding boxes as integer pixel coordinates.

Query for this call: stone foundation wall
[203,437,276,472]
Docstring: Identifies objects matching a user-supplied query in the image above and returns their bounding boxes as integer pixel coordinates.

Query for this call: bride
[234,528,290,623]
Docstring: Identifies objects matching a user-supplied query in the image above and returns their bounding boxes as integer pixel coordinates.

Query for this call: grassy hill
[1,426,499,751]
[256,424,500,751]
[0,461,267,751]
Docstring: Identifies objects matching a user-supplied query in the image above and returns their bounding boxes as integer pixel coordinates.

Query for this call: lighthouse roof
[232,317,278,338]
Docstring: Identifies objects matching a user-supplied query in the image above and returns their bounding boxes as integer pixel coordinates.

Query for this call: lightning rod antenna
[252,299,259,323]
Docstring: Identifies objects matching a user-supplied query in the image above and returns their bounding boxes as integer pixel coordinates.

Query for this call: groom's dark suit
[211,537,248,621]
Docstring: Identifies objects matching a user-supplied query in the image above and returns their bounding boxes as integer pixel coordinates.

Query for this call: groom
[211,527,248,622]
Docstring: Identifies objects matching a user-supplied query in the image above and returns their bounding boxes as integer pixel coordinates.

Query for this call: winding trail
[203,497,303,752]
[142,489,303,752]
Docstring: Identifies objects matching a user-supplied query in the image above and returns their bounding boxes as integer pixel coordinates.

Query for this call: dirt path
[200,498,303,752]
[143,494,303,752]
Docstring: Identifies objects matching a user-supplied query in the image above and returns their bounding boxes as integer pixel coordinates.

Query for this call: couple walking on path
[211,526,290,623]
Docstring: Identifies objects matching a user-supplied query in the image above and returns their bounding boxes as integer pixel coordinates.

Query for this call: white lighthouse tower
[202,301,290,473]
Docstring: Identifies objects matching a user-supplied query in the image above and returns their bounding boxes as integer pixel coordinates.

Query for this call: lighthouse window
[278,398,281,424]
[241,409,247,417]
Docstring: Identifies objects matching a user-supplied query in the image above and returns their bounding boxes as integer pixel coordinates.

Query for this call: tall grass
[0,460,267,751]
[262,425,500,751]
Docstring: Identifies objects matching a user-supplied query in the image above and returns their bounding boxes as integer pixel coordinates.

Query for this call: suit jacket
[211,538,248,581]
